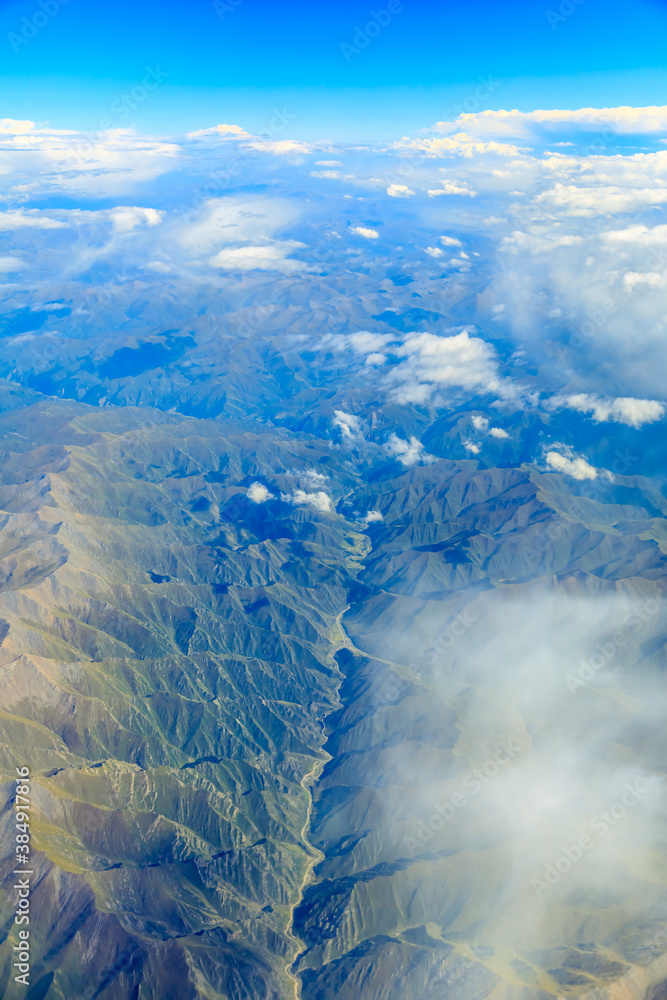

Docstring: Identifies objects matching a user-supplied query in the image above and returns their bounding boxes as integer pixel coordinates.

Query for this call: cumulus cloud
[386,330,504,405]
[397,133,524,158]
[109,207,163,232]
[351,226,380,239]
[471,415,489,431]
[545,450,598,480]
[187,123,252,139]
[427,180,477,197]
[387,184,415,198]
[209,241,306,272]
[363,510,383,523]
[333,410,363,440]
[550,394,665,428]
[247,482,274,503]
[489,426,510,439]
[425,246,444,257]
[385,433,435,467]
[282,489,333,512]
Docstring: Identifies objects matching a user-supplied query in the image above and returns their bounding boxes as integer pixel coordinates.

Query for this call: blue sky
[1,0,666,138]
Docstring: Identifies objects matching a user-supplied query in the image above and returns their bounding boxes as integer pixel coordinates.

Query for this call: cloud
[208,241,306,272]
[187,124,252,139]
[602,223,667,247]
[425,247,444,257]
[247,482,274,503]
[178,196,301,254]
[109,207,163,232]
[427,180,477,197]
[387,330,504,405]
[0,119,35,135]
[363,510,383,523]
[247,140,312,156]
[282,489,333,512]
[464,441,481,454]
[489,427,510,439]
[385,433,435,467]
[533,183,667,217]
[430,106,667,141]
[471,416,489,431]
[322,331,395,357]
[545,450,598,480]
[397,133,523,158]
[351,226,379,239]
[387,184,415,198]
[440,236,463,247]
[0,256,25,273]
[0,210,68,230]
[333,410,363,440]
[550,394,665,428]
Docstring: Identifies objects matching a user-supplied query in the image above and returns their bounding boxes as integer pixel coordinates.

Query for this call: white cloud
[282,489,333,512]
[178,196,300,254]
[622,271,666,290]
[397,133,523,158]
[387,184,415,198]
[440,236,463,247]
[425,246,444,257]
[427,180,477,197]
[315,160,343,166]
[247,140,312,156]
[550,394,665,428]
[187,123,252,140]
[109,206,163,232]
[0,256,25,273]
[464,441,481,454]
[209,240,306,272]
[387,330,503,404]
[545,451,598,481]
[310,170,341,179]
[0,210,68,230]
[471,415,489,431]
[429,106,667,141]
[322,331,395,356]
[489,427,510,439]
[0,119,35,135]
[248,482,274,503]
[363,510,384,523]
[351,226,379,239]
[602,223,667,246]
[385,433,435,467]
[533,183,667,218]
[333,410,363,440]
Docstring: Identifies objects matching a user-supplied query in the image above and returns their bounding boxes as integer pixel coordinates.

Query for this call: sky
[1,0,667,138]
